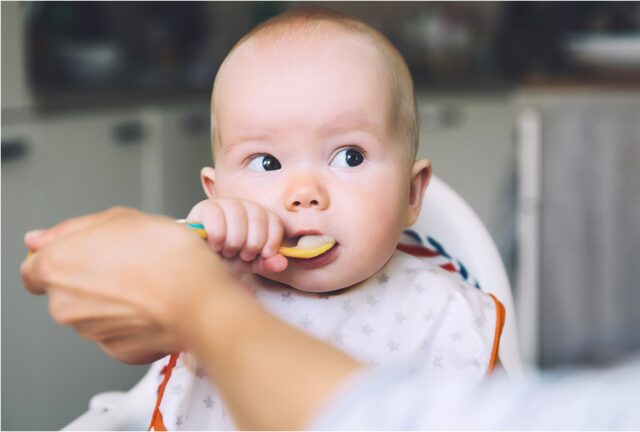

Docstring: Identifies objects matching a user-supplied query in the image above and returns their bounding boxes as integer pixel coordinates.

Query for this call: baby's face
[209,34,416,292]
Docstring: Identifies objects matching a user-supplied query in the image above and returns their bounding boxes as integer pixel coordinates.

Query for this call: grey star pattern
[299,313,313,329]
[387,339,400,352]
[361,323,374,336]
[474,316,485,328]
[472,357,481,368]
[171,384,184,395]
[203,395,214,409]
[450,331,463,342]
[433,355,443,368]
[281,292,294,304]
[366,294,379,306]
[164,251,499,429]
[342,300,354,313]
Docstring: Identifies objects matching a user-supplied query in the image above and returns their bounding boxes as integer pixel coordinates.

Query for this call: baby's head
[201,8,431,292]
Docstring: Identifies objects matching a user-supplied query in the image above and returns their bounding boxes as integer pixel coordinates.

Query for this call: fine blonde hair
[211,7,418,165]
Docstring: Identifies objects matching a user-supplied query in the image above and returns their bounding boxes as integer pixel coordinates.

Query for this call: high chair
[63,175,523,430]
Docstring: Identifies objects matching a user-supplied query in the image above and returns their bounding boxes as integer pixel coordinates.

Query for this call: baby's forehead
[218,31,396,111]
[244,27,392,76]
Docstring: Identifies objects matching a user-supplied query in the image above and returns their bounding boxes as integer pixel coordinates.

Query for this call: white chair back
[406,175,523,377]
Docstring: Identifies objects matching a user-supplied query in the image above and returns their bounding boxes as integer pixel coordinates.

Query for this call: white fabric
[309,355,640,430]
[156,250,502,430]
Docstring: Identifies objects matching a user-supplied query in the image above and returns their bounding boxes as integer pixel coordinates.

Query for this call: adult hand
[21,207,244,364]
[21,208,361,430]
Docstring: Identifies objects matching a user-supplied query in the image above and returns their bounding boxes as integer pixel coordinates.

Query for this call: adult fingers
[20,252,48,295]
[97,333,175,365]
[221,256,252,274]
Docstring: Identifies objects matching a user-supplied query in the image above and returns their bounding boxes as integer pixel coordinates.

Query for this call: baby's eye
[247,154,282,172]
[330,148,365,168]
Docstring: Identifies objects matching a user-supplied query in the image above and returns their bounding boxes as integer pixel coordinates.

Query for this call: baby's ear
[200,167,217,199]
[404,159,431,227]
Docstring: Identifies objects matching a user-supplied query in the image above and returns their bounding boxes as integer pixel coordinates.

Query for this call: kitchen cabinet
[514,90,640,368]
[1,111,155,430]
[160,104,212,219]
[2,102,213,429]
[1,109,160,430]
[416,94,517,273]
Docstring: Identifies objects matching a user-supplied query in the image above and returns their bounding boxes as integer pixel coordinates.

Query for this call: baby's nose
[284,176,329,211]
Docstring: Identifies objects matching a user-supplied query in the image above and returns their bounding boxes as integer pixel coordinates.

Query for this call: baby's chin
[257,269,368,294]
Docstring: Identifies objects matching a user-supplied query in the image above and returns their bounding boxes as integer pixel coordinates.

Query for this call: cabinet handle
[1,138,29,162]
[112,121,146,145]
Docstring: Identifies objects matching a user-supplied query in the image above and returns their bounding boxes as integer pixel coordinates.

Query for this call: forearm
[183,279,363,430]
[312,355,640,430]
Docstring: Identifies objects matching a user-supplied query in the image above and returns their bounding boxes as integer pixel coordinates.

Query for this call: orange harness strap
[148,353,178,431]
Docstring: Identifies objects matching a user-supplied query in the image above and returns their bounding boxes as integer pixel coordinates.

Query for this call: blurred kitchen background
[2,1,639,429]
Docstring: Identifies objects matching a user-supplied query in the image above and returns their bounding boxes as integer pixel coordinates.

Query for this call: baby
[150,8,504,431]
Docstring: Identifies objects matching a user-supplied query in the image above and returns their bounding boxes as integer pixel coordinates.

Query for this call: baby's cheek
[355,233,397,272]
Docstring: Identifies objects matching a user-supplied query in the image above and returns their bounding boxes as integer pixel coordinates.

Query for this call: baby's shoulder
[362,251,503,374]
[384,250,499,317]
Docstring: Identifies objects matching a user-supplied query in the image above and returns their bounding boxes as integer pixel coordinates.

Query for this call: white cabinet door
[416,94,517,269]
[1,112,152,430]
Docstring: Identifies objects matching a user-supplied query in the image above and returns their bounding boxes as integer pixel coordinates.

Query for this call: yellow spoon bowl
[278,241,336,259]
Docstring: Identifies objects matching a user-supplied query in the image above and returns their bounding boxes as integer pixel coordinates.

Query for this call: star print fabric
[152,250,504,430]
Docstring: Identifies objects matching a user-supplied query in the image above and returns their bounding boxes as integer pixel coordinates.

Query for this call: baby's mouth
[279,234,337,259]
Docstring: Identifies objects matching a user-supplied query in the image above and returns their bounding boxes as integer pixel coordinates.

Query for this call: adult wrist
[177,271,264,363]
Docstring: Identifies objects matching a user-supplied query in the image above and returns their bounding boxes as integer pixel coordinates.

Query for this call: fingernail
[25,229,45,242]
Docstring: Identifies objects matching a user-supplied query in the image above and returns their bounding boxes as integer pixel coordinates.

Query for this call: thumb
[24,229,47,252]
[252,254,288,274]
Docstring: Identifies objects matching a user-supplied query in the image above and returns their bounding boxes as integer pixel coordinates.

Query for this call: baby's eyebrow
[222,131,275,154]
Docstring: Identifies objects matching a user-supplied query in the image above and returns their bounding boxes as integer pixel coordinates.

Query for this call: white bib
[152,250,504,430]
